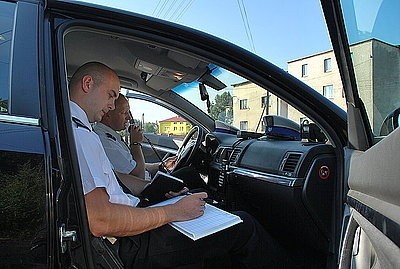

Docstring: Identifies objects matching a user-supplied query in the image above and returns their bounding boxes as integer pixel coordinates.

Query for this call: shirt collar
[69,101,92,131]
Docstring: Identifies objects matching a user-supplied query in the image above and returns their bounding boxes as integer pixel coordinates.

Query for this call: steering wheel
[172,126,204,172]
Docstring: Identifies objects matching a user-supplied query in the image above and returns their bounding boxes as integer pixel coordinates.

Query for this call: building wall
[288,50,346,110]
[350,41,374,127]
[233,48,347,131]
[371,41,400,134]
[159,121,191,136]
[349,39,400,134]
[233,82,307,131]
[232,39,400,134]
[233,82,279,132]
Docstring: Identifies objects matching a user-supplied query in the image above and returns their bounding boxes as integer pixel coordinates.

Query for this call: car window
[0,2,15,113]
[341,0,400,137]
[124,92,191,162]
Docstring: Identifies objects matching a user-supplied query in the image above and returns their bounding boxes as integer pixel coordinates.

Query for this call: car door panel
[348,127,400,214]
[341,128,400,268]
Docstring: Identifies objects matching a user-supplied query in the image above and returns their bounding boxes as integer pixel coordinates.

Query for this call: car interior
[1,1,399,268]
[63,23,344,268]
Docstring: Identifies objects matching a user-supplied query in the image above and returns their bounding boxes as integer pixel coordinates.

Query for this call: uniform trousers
[118,211,288,269]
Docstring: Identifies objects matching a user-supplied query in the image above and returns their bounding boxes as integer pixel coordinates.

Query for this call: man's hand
[168,192,208,221]
[164,155,177,171]
[129,125,143,143]
[165,186,189,199]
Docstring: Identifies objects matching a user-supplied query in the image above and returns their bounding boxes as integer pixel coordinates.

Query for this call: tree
[209,92,233,124]
[144,122,158,133]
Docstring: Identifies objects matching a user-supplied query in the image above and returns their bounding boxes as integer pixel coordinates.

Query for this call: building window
[301,64,308,77]
[324,58,332,72]
[173,127,177,131]
[261,96,270,108]
[240,121,248,130]
[239,99,248,110]
[323,85,334,99]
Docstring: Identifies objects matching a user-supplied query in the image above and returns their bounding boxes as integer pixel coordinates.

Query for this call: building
[232,81,288,131]
[288,48,346,110]
[349,39,400,133]
[158,116,192,136]
[232,39,400,134]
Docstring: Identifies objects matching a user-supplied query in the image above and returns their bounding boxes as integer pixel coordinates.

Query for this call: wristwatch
[130,142,142,147]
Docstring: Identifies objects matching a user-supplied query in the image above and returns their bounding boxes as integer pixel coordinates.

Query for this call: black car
[0,0,399,268]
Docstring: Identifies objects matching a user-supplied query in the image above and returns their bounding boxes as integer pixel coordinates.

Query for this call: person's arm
[85,187,207,237]
[115,171,151,196]
[128,126,146,178]
[145,156,177,175]
[145,162,159,175]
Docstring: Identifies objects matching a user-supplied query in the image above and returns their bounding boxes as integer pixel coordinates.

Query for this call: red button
[319,165,330,180]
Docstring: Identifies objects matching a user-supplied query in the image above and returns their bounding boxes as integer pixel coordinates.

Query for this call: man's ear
[82,75,93,93]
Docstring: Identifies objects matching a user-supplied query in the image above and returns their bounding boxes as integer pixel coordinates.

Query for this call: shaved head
[69,62,121,122]
[69,62,113,93]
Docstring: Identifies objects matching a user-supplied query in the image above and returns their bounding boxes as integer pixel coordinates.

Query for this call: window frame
[324,58,332,73]
[301,63,308,77]
[239,120,248,130]
[323,84,334,99]
[239,99,248,110]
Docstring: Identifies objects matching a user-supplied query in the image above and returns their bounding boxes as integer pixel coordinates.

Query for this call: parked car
[0,0,399,268]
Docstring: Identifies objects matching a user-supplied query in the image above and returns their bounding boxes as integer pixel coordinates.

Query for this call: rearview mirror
[199,83,211,112]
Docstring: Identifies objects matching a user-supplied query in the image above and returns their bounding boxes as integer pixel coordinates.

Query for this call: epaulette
[72,117,92,132]
[106,133,117,141]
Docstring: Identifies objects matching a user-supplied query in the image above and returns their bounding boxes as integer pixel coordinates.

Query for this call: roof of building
[287,38,398,63]
[159,116,188,122]
[232,80,253,87]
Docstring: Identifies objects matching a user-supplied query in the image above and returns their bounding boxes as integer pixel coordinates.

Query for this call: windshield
[171,66,311,133]
[341,0,400,136]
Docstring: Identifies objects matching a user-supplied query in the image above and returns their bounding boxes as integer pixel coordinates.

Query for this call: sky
[80,0,332,69]
[78,0,333,122]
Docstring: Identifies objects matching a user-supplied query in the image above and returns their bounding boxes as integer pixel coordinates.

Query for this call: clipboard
[141,171,186,205]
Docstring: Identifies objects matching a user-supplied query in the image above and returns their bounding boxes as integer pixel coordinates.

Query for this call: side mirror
[379,107,400,136]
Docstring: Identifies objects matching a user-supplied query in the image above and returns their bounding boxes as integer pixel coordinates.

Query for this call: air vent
[215,148,224,162]
[281,153,301,173]
[215,147,232,163]
[229,149,241,163]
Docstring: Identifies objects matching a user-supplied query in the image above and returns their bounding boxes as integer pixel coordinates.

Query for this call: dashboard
[204,131,337,267]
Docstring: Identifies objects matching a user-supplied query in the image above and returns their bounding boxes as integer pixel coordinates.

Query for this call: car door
[321,0,400,268]
[0,1,51,267]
